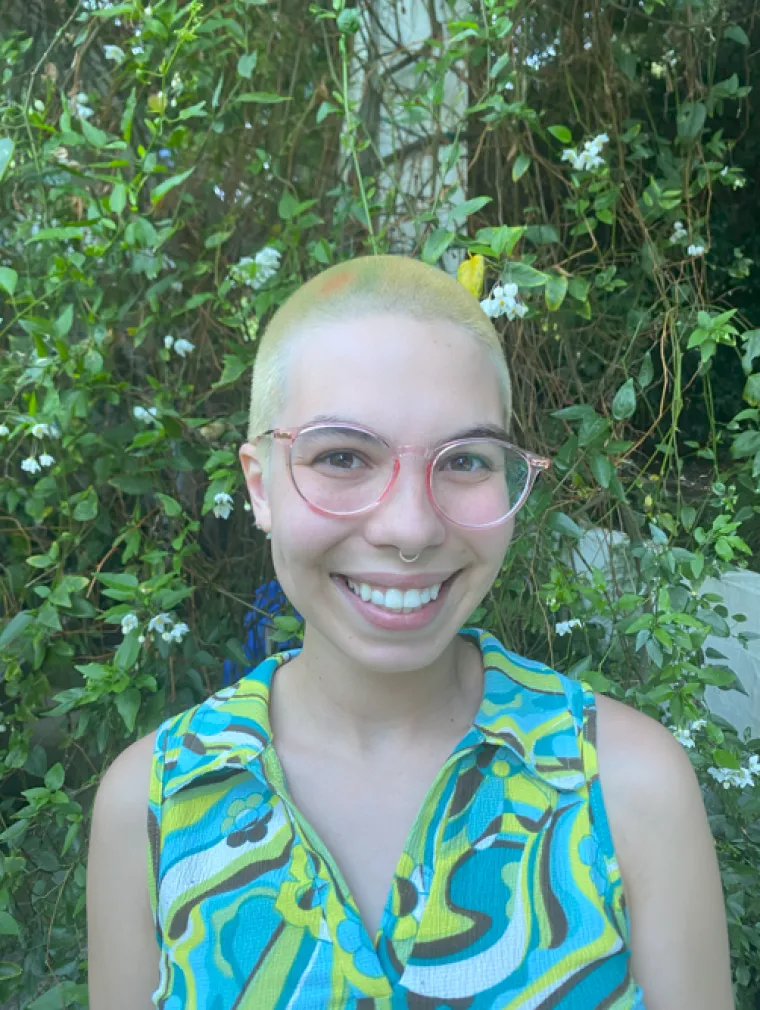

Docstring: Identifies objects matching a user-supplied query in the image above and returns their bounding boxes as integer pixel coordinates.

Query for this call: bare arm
[86,730,159,1010]
[596,694,734,1010]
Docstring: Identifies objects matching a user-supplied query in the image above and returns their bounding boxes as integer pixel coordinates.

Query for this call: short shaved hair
[246,255,512,468]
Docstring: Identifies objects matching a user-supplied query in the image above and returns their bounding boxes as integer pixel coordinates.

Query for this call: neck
[269,627,483,757]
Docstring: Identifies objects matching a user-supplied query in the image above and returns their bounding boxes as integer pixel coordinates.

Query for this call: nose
[362,450,446,554]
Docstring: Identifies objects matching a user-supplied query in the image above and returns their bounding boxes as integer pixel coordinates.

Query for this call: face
[239,313,514,675]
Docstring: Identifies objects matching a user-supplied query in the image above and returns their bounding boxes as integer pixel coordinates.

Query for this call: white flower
[164,335,175,350]
[0,425,9,437]
[69,93,94,120]
[669,222,687,244]
[33,99,45,113]
[138,634,146,644]
[39,453,55,467]
[147,613,172,634]
[21,457,41,474]
[243,501,252,512]
[708,765,756,789]
[132,46,144,55]
[255,246,281,271]
[555,619,582,637]
[121,613,139,635]
[167,622,190,643]
[690,718,707,732]
[561,134,609,173]
[104,45,125,64]
[173,338,195,358]
[133,406,150,421]
[31,422,51,438]
[747,755,760,775]
[672,728,695,749]
[650,62,666,78]
[480,283,528,321]
[687,244,705,257]
[213,492,234,519]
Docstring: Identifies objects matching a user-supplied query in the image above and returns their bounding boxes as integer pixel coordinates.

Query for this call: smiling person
[87,255,734,1010]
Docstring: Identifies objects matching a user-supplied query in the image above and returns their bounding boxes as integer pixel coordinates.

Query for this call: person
[87,255,734,1010]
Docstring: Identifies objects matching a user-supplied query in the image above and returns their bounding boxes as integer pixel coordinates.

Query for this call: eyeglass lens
[289,426,530,525]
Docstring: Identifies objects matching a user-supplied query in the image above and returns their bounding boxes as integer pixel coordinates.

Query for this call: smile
[344,578,442,613]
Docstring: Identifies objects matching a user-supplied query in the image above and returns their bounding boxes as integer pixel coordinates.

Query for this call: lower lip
[331,573,459,631]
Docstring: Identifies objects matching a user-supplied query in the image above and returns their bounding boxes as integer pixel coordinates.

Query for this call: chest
[273,743,453,940]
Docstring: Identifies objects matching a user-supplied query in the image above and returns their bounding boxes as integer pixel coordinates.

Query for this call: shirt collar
[162,628,585,799]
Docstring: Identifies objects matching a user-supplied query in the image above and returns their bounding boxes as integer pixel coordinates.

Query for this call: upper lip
[333,571,460,589]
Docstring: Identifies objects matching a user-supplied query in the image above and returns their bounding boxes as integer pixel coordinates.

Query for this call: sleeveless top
[147,628,646,1009]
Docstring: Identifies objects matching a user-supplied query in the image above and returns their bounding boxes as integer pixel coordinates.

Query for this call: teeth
[345,578,444,612]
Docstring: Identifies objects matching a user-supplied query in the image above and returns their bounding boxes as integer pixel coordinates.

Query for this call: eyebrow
[305,415,511,443]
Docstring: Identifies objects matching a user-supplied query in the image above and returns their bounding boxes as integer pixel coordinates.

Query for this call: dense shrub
[1,0,759,1005]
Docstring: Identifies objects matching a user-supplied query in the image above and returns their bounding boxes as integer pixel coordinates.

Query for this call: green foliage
[1,0,759,1006]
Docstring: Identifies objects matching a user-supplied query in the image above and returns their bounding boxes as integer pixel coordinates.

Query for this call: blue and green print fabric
[147,627,646,1009]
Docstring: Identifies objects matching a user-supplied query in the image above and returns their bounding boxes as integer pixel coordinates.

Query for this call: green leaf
[27,225,86,244]
[236,92,290,104]
[156,493,182,517]
[544,272,568,311]
[73,488,99,521]
[547,511,583,539]
[54,303,74,338]
[525,225,560,245]
[501,262,547,288]
[237,51,258,79]
[178,101,208,120]
[637,350,654,389]
[725,25,750,46]
[548,125,572,144]
[151,167,195,204]
[110,181,127,214]
[476,225,525,257]
[448,196,491,222]
[677,102,707,141]
[741,330,760,374]
[568,277,591,302]
[213,353,250,389]
[0,138,15,183]
[110,475,155,494]
[81,118,109,148]
[28,982,89,1010]
[612,378,636,421]
[115,632,142,672]
[96,573,139,590]
[44,762,64,792]
[0,962,21,980]
[278,190,298,219]
[115,688,141,732]
[731,430,760,459]
[0,913,19,937]
[743,374,760,406]
[421,227,456,265]
[0,611,34,648]
[590,454,612,488]
[0,267,18,296]
[512,153,531,182]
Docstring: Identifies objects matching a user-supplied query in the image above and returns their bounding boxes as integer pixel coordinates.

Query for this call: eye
[313,450,365,470]
[443,453,491,472]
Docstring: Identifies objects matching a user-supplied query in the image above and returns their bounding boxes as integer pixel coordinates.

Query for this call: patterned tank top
[147,627,646,1009]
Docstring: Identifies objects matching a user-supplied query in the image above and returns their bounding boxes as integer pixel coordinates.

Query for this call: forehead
[282,313,505,438]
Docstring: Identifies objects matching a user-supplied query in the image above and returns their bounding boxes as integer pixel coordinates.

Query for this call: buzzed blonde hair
[246,255,512,461]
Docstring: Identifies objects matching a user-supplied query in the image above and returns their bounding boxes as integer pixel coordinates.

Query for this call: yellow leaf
[457,255,485,300]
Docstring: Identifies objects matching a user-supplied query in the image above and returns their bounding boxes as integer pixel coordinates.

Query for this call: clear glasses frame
[253,422,551,529]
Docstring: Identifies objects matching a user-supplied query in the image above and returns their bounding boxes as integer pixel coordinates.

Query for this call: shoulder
[92,729,158,832]
[592,693,706,886]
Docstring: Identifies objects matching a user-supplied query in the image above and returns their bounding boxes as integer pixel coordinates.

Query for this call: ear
[239,442,271,534]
